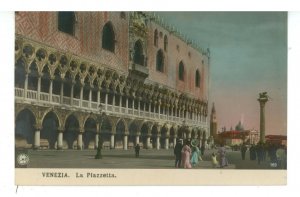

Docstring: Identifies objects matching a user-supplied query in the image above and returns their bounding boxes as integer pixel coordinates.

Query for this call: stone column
[77,133,83,150]
[60,83,64,104]
[37,76,41,101]
[80,86,83,107]
[24,74,28,99]
[97,90,100,106]
[258,93,269,143]
[126,97,128,113]
[34,128,40,149]
[135,135,140,145]
[146,136,151,149]
[49,79,53,102]
[70,83,74,105]
[119,95,122,111]
[110,134,115,149]
[105,92,108,111]
[138,100,141,116]
[57,129,63,150]
[89,89,92,108]
[123,135,128,150]
[173,136,177,148]
[165,138,169,150]
[156,136,160,150]
[95,133,99,149]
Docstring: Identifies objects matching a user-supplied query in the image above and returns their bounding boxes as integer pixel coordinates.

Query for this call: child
[211,153,219,168]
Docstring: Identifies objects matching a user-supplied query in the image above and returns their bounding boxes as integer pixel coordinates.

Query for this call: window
[102,22,115,52]
[154,29,158,46]
[156,49,164,72]
[58,12,75,35]
[133,40,144,66]
[164,35,168,51]
[195,69,200,87]
[179,61,185,81]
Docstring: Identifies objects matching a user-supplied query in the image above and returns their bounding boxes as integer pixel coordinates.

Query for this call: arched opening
[41,65,51,93]
[15,109,36,148]
[160,126,168,149]
[58,11,75,36]
[15,58,26,88]
[170,127,175,148]
[52,68,61,96]
[115,120,125,149]
[140,123,148,149]
[191,129,196,139]
[83,118,97,149]
[41,112,59,149]
[102,22,115,52]
[63,71,72,97]
[195,69,200,87]
[100,116,112,149]
[64,115,79,149]
[151,125,158,149]
[83,77,90,101]
[28,62,38,91]
[73,74,81,100]
[179,61,185,81]
[133,40,144,66]
[164,35,168,51]
[128,121,138,148]
[156,49,164,72]
[154,29,158,46]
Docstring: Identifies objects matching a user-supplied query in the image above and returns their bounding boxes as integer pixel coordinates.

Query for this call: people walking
[174,140,183,168]
[135,143,140,158]
[181,140,192,169]
[190,139,200,167]
[249,144,256,161]
[211,152,219,168]
[218,144,228,168]
[241,143,247,160]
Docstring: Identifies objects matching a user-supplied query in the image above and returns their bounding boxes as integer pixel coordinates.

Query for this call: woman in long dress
[181,141,192,169]
[218,144,228,168]
[190,146,200,167]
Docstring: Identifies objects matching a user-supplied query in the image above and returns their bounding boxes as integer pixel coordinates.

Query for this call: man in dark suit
[174,140,183,168]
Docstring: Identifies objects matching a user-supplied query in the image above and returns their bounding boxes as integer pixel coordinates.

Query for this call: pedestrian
[256,142,263,165]
[174,139,183,168]
[250,144,256,161]
[218,143,228,168]
[211,152,219,168]
[276,145,286,169]
[190,139,200,167]
[241,143,247,160]
[135,143,140,158]
[181,140,192,169]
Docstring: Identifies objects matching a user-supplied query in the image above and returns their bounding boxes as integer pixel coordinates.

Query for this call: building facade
[15,12,210,150]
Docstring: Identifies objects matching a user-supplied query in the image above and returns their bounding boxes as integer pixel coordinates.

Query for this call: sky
[157,12,287,135]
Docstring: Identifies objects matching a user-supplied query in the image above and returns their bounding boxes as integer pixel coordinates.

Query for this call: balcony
[15,87,207,128]
[129,63,149,78]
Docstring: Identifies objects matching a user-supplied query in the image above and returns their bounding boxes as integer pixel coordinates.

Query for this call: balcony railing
[15,88,206,127]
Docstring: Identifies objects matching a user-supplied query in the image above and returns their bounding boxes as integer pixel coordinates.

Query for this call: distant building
[265,135,287,146]
[216,121,259,146]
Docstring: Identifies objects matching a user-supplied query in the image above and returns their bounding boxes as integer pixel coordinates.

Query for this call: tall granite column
[258,92,269,143]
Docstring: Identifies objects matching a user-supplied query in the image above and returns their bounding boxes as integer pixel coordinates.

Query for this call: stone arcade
[15,12,210,150]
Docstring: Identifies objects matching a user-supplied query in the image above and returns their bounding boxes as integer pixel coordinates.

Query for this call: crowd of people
[174,139,230,169]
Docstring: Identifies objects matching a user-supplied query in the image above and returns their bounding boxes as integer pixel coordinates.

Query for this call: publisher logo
[17,153,30,166]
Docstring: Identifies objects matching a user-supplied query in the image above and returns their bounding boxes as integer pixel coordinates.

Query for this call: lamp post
[95,104,104,159]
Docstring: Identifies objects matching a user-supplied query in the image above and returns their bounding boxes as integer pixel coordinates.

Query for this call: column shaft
[34,130,40,149]
[57,131,63,150]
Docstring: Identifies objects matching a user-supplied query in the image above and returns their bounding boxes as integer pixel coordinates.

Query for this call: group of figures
[243,142,287,168]
[174,139,208,169]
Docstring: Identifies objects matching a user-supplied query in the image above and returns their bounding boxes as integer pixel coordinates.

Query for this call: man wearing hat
[174,139,183,168]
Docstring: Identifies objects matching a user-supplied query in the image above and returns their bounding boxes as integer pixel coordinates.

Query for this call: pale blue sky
[157,12,287,135]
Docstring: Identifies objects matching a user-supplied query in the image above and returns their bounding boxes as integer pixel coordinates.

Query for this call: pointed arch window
[179,61,185,81]
[154,29,158,46]
[133,40,144,66]
[156,49,164,72]
[195,69,200,87]
[102,22,115,53]
[58,12,75,35]
[164,35,168,51]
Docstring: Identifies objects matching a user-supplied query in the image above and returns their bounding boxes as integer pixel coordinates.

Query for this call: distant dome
[235,121,244,131]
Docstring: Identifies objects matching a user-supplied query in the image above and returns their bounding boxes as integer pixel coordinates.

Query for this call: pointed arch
[102,22,115,52]
[195,69,200,87]
[179,61,185,81]
[156,49,164,72]
[58,11,76,36]
[133,39,144,66]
